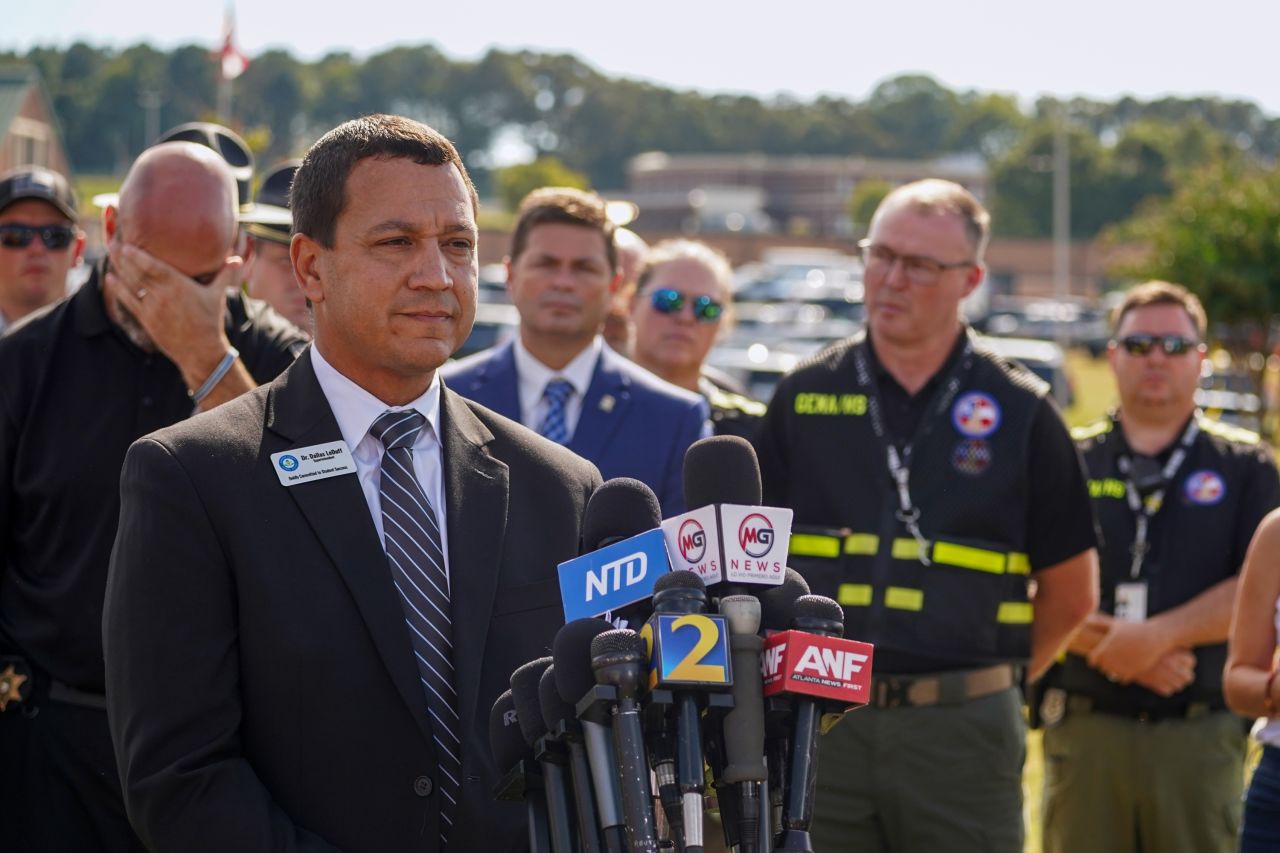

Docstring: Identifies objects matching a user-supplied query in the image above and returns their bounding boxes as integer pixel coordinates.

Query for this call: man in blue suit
[444,187,707,517]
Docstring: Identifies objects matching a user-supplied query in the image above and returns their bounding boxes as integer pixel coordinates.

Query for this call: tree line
[5,42,1280,310]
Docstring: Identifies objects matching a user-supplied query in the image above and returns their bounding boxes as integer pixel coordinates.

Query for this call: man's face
[0,199,82,319]
[246,237,310,332]
[1109,303,1204,414]
[297,158,478,396]
[632,257,725,377]
[506,223,616,346]
[863,204,981,349]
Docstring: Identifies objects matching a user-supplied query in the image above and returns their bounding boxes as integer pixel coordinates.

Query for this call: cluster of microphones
[489,437,876,853]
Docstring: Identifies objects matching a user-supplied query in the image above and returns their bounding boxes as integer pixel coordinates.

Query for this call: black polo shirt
[0,263,307,690]
[865,332,1097,575]
[1060,411,1280,709]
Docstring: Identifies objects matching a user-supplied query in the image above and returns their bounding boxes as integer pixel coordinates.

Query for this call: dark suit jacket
[103,350,601,853]
[442,341,708,517]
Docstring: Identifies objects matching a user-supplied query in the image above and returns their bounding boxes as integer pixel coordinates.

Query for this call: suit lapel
[438,385,510,733]
[460,342,522,420]
[265,351,436,746]
[569,349,631,462]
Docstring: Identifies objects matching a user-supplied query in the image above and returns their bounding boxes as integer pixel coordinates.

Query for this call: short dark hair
[291,114,478,248]
[1111,280,1208,338]
[509,187,616,272]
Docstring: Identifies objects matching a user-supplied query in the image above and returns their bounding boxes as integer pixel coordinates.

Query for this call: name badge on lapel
[271,442,356,487]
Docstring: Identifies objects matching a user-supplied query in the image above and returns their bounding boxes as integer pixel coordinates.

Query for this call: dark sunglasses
[649,288,724,322]
[0,223,76,250]
[1117,334,1200,356]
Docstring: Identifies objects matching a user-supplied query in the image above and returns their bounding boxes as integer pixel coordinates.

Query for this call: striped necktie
[371,409,460,848]
[538,378,574,445]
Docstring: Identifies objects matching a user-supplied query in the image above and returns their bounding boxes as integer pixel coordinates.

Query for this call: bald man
[0,142,307,851]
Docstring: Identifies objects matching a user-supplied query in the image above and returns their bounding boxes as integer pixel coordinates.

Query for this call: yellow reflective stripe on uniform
[997,602,1034,624]
[843,533,879,555]
[837,584,873,606]
[790,534,841,558]
[1007,553,1030,575]
[931,542,1007,574]
[891,538,922,560]
[884,587,924,611]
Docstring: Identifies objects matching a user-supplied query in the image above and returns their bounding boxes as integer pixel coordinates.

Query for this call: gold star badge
[0,664,27,712]
[599,395,616,413]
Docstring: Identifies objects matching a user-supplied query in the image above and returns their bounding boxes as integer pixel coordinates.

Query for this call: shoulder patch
[1198,415,1261,446]
[1071,419,1113,442]
[708,388,767,417]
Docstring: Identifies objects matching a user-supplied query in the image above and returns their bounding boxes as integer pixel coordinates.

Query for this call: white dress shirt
[512,335,602,440]
[311,346,451,588]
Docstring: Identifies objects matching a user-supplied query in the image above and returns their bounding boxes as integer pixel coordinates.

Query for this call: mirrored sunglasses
[1117,334,1199,356]
[650,288,724,323]
[0,223,75,250]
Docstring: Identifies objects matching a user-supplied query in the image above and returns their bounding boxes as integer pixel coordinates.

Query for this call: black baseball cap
[240,160,299,245]
[0,166,78,221]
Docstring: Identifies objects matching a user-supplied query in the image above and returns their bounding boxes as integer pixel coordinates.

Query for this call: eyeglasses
[1116,334,1201,356]
[0,223,76,251]
[857,239,974,286]
[649,288,724,323]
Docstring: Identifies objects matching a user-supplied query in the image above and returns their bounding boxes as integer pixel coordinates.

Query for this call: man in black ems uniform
[0,142,306,852]
[1039,280,1280,853]
[755,178,1099,852]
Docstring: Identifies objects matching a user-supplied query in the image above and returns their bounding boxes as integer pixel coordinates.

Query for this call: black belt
[0,654,106,712]
[1066,693,1220,723]
[870,664,1018,710]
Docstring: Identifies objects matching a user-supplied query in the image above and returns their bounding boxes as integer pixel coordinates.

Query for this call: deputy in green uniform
[755,179,1100,852]
[1039,281,1280,853]
[629,238,765,440]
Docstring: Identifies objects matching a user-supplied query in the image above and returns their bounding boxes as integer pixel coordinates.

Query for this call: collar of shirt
[512,334,602,431]
[865,328,968,444]
[309,345,449,575]
[311,344,442,455]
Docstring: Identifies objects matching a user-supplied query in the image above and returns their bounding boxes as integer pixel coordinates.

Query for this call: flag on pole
[218,6,250,81]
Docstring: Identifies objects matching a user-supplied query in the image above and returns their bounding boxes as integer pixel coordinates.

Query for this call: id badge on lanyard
[1113,415,1199,619]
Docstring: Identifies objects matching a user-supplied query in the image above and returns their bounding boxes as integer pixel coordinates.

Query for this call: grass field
[1022,350,1116,853]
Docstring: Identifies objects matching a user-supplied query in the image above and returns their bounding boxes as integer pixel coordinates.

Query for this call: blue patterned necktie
[538,378,574,445]
[371,409,460,848]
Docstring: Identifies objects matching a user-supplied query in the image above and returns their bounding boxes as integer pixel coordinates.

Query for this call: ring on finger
[136,288,148,300]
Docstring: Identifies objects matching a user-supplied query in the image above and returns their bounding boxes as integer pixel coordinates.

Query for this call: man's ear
[291,233,325,304]
[102,205,118,245]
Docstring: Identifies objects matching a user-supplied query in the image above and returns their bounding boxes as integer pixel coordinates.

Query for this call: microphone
[757,568,811,837]
[767,595,874,853]
[540,664,604,853]
[645,571,733,853]
[591,629,660,853]
[662,436,792,588]
[718,594,767,853]
[512,657,579,853]
[559,478,671,624]
[553,619,628,853]
[489,689,552,853]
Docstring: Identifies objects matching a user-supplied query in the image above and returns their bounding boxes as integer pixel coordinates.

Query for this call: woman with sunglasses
[629,239,765,439]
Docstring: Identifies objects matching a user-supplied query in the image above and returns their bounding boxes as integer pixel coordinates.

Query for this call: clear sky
[6,0,1280,115]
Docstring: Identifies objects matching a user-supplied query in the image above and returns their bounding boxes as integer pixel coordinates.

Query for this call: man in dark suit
[103,115,601,853]
[443,187,707,518]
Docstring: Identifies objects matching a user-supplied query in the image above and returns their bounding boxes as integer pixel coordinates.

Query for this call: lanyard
[853,333,975,566]
[1115,414,1200,579]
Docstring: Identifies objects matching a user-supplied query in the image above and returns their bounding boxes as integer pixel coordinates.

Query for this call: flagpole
[217,75,231,124]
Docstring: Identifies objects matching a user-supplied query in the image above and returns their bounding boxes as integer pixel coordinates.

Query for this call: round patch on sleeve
[1183,470,1226,505]
[952,392,1002,438]
[952,439,993,476]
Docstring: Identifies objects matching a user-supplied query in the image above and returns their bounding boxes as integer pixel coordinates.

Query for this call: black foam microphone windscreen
[511,657,554,747]
[553,619,617,706]
[683,435,763,509]
[582,478,663,553]
[489,688,532,771]
[759,568,812,632]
